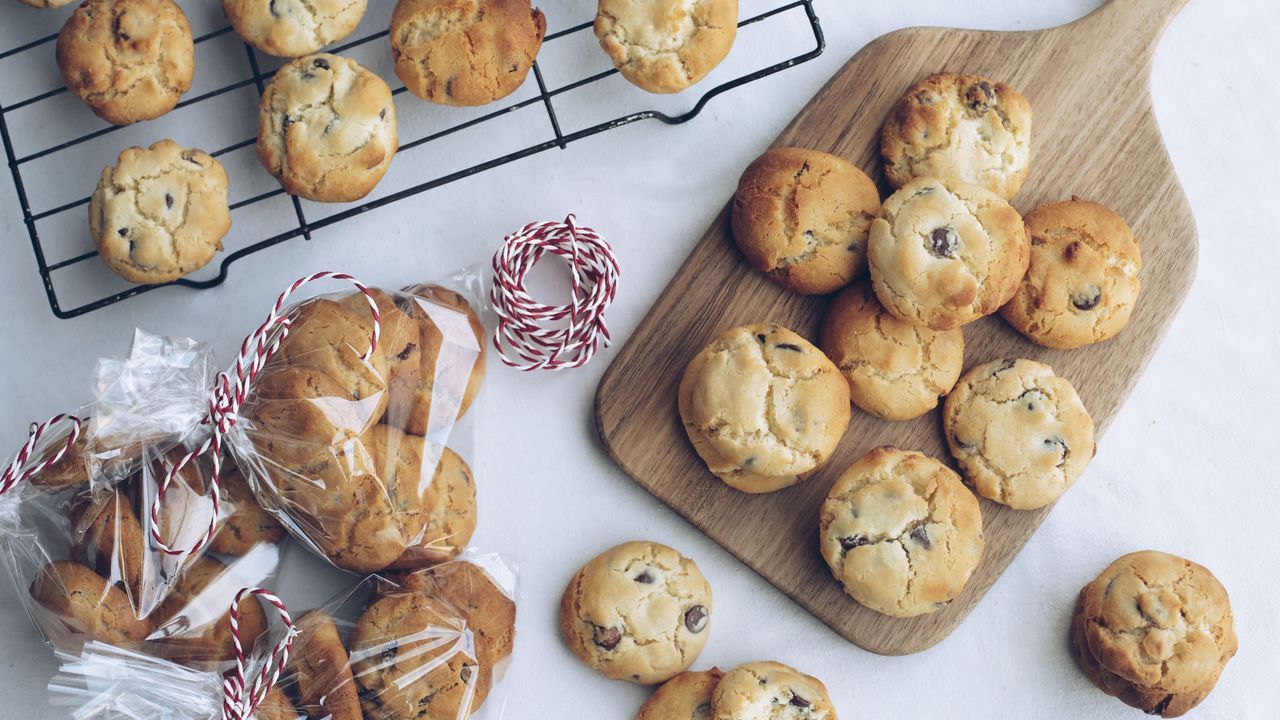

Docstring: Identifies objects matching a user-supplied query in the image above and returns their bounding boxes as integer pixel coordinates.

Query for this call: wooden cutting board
[594,0,1197,655]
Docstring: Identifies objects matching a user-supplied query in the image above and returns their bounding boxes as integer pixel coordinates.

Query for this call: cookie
[1071,551,1237,717]
[881,73,1032,200]
[257,54,397,202]
[731,148,880,295]
[819,446,984,618]
[152,556,269,664]
[678,323,851,494]
[256,686,303,720]
[28,561,153,650]
[56,0,195,125]
[18,0,78,7]
[27,431,88,489]
[595,0,737,94]
[390,0,546,106]
[1001,198,1143,349]
[561,541,712,685]
[868,176,1029,330]
[290,610,361,720]
[209,462,286,556]
[944,358,1095,510]
[224,0,368,58]
[819,283,964,421]
[90,141,230,284]
[638,668,723,720]
[69,486,146,603]
[351,592,487,719]
[711,661,836,720]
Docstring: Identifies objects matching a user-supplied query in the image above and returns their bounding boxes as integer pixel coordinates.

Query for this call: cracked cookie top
[678,323,851,494]
[390,0,546,107]
[819,282,964,421]
[868,176,1028,330]
[819,446,984,618]
[711,661,835,720]
[89,140,230,284]
[731,147,880,296]
[639,668,724,720]
[560,541,712,685]
[944,358,1094,510]
[56,0,194,125]
[225,0,368,58]
[595,0,738,94]
[1073,551,1237,716]
[1001,198,1143,349]
[881,72,1032,200]
[257,53,398,202]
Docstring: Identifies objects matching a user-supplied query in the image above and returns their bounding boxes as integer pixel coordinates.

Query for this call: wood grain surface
[595,0,1197,655]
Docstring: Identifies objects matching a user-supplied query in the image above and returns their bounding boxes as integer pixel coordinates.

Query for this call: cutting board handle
[1072,0,1190,50]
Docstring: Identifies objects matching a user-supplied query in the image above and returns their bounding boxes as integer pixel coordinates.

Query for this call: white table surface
[2,0,1278,718]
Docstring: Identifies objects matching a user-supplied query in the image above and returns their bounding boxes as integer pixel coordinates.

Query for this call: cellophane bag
[227,273,488,576]
[0,331,285,669]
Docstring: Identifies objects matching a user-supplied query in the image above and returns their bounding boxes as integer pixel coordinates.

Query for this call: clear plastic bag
[227,274,488,575]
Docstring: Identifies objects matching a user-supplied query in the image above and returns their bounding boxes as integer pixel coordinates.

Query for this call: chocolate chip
[909,525,932,550]
[928,226,959,258]
[1153,696,1174,715]
[954,437,977,452]
[358,686,378,702]
[1071,285,1102,311]
[635,571,654,584]
[965,81,996,112]
[459,665,473,684]
[300,72,315,81]
[839,535,868,552]
[1044,436,1068,455]
[313,58,330,70]
[775,343,803,352]
[396,342,416,362]
[1065,241,1081,262]
[790,694,811,708]
[684,605,708,633]
[379,644,397,663]
[269,0,282,17]
[592,625,621,650]
[743,456,756,467]
[282,116,294,129]
[379,108,387,120]
[117,228,128,237]
[1018,389,1045,411]
[992,358,1016,376]
[181,150,200,165]
[164,193,173,209]
[695,703,712,715]
[756,333,767,343]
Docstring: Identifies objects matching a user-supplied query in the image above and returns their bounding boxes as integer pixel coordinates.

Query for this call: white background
[2,0,1278,718]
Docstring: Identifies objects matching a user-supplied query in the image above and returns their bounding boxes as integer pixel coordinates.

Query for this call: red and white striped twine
[491,214,620,371]
[221,587,295,720]
[0,413,83,497]
[149,272,381,557]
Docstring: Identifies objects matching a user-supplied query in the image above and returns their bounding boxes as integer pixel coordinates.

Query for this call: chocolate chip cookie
[224,0,368,58]
[91,141,230,284]
[944,358,1095,510]
[882,72,1032,200]
[711,661,836,720]
[819,282,964,421]
[28,560,153,651]
[868,176,1029,330]
[679,323,851,494]
[819,446,984,618]
[732,147,880,295]
[209,462,286,556]
[289,610,361,720]
[151,556,269,664]
[56,0,194,125]
[257,53,397,202]
[390,0,546,106]
[18,0,77,7]
[561,541,712,685]
[1001,198,1143,349]
[1071,551,1237,717]
[638,668,724,720]
[595,0,738,94]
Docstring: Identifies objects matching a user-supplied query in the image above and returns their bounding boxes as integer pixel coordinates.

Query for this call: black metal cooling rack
[0,1,824,319]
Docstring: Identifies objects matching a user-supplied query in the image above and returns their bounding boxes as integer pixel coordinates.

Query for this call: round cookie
[56,0,194,125]
[711,661,836,720]
[1001,198,1143,349]
[224,0,368,58]
[209,462,286,556]
[731,148,880,295]
[819,446,984,618]
[819,283,964,421]
[881,72,1032,200]
[868,176,1029,330]
[90,141,230,284]
[289,610,361,720]
[943,358,1095,510]
[390,0,546,107]
[28,560,153,651]
[1071,551,1237,718]
[257,53,397,202]
[151,556,270,664]
[69,485,146,602]
[678,323,851,494]
[638,668,724,720]
[560,541,712,685]
[595,0,737,94]
[371,430,478,569]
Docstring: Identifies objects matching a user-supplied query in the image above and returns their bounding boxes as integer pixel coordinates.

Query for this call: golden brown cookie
[711,661,836,720]
[256,686,303,720]
[638,668,724,720]
[56,0,194,125]
[152,556,269,664]
[18,0,78,7]
[1071,551,1237,717]
[881,72,1032,200]
[28,560,153,650]
[224,0,367,58]
[1001,198,1143,349]
[819,283,964,421]
[209,462,286,556]
[27,431,89,490]
[595,0,738,94]
[819,446,984,618]
[390,0,546,106]
[678,323,851,494]
[289,610,362,720]
[731,148,880,295]
[68,486,146,603]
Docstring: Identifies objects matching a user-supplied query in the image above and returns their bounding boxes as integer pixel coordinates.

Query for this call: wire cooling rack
[0,1,824,319]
